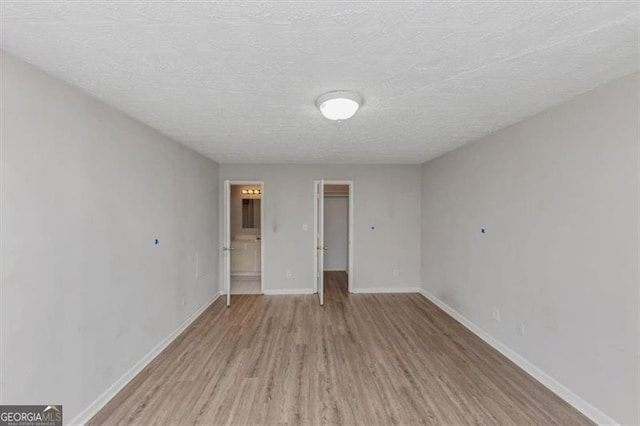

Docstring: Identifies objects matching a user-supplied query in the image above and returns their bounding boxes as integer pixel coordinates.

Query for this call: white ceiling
[1,1,638,164]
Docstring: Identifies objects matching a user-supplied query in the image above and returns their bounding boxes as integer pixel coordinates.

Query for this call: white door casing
[314,180,325,305]
[223,180,231,306]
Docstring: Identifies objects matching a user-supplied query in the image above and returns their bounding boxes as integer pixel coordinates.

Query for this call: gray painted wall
[219,164,421,292]
[0,52,220,420]
[420,72,639,424]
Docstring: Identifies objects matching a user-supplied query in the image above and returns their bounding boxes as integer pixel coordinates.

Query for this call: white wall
[220,165,421,293]
[420,72,639,424]
[323,196,349,271]
[0,51,220,421]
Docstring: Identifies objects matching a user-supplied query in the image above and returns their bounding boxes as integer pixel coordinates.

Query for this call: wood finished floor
[91,272,592,425]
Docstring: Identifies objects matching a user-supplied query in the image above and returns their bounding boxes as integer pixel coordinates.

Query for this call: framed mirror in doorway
[242,198,261,229]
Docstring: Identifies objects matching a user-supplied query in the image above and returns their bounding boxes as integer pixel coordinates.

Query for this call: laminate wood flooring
[90,272,592,425]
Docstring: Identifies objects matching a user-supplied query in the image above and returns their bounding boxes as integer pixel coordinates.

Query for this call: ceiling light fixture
[316,91,363,121]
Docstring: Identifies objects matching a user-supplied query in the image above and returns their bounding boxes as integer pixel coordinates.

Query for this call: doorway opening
[223,181,264,306]
[314,180,353,306]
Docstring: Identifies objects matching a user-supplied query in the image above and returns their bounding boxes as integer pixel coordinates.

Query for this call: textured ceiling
[1,1,638,164]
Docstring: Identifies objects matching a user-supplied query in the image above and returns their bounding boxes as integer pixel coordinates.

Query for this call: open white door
[314,180,325,305]
[223,180,231,306]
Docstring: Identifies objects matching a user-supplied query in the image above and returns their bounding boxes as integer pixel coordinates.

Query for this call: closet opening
[314,180,353,305]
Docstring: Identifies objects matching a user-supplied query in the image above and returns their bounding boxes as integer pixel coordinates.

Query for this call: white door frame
[314,180,325,305]
[223,180,265,304]
[223,180,231,306]
[314,180,354,293]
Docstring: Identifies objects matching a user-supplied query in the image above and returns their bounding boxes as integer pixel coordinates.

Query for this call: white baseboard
[351,287,420,294]
[68,291,223,425]
[263,288,314,295]
[419,289,618,426]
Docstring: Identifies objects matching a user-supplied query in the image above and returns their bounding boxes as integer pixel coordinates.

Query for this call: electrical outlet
[286,270,292,279]
[517,323,525,336]
[302,224,308,231]
[392,269,399,277]
[492,308,500,321]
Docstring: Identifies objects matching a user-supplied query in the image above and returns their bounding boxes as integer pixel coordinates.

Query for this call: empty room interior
[1,1,639,425]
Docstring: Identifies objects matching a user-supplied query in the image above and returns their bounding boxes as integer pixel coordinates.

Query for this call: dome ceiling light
[316,91,363,121]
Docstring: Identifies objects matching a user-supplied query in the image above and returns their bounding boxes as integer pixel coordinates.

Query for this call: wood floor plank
[90,272,592,425]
